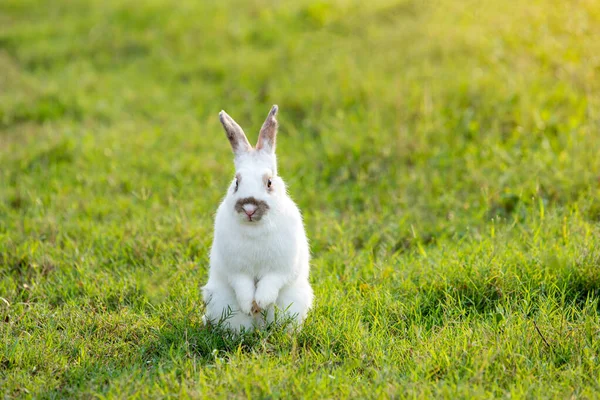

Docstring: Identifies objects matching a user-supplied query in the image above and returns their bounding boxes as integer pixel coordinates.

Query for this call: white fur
[202,108,313,332]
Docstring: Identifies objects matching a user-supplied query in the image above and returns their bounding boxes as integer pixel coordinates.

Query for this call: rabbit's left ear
[256,105,278,153]
[219,110,252,155]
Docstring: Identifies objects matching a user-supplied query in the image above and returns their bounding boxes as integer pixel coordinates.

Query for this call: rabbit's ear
[219,110,252,154]
[256,105,278,153]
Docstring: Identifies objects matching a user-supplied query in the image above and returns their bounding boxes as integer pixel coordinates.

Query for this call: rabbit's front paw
[254,286,279,310]
[251,300,262,314]
[238,299,254,316]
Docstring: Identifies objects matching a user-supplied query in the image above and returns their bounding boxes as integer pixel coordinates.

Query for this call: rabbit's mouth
[235,197,269,223]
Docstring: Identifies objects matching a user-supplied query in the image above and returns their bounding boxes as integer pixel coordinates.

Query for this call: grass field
[1,0,600,397]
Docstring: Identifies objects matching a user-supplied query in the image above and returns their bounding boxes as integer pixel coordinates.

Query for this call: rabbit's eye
[234,178,239,191]
[267,179,272,188]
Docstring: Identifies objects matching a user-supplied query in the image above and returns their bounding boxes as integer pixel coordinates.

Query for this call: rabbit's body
[202,106,313,332]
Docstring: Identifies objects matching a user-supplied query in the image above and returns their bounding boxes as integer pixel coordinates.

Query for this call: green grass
[1,0,600,397]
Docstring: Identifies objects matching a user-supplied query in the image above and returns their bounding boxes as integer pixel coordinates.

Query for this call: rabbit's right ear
[256,105,278,154]
[219,110,252,155]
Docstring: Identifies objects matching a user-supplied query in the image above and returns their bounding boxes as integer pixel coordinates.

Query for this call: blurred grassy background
[1,0,600,397]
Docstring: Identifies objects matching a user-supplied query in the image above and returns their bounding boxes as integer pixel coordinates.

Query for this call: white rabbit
[202,105,313,332]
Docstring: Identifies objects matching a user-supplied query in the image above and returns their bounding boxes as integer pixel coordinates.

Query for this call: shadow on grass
[142,310,299,365]
[34,312,298,398]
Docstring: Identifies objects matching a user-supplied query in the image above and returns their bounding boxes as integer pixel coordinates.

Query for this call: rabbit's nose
[243,204,257,216]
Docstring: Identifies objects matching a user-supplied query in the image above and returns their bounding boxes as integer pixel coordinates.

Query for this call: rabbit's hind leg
[275,279,314,327]
[202,279,255,333]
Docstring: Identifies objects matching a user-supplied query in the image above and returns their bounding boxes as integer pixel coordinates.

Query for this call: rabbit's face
[218,105,283,225]
[229,152,281,223]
